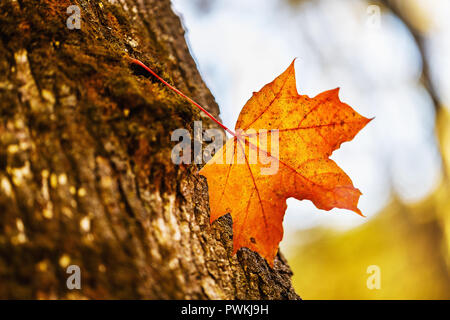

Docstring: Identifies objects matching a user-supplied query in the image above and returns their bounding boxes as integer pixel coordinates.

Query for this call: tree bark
[0,0,299,299]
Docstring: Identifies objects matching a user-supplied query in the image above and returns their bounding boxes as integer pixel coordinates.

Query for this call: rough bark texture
[0,0,299,299]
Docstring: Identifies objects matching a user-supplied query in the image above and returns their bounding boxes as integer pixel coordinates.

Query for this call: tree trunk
[0,0,299,299]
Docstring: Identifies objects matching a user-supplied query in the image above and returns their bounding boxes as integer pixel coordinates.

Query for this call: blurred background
[172,0,450,299]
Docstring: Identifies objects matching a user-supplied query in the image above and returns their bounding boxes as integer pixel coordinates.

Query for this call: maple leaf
[199,60,372,266]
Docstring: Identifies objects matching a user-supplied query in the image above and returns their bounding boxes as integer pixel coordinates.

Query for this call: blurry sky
[171,0,449,234]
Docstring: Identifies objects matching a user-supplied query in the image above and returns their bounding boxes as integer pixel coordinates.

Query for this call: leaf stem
[129,57,236,137]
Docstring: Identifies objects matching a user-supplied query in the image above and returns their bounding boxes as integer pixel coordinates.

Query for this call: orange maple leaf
[199,60,372,266]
